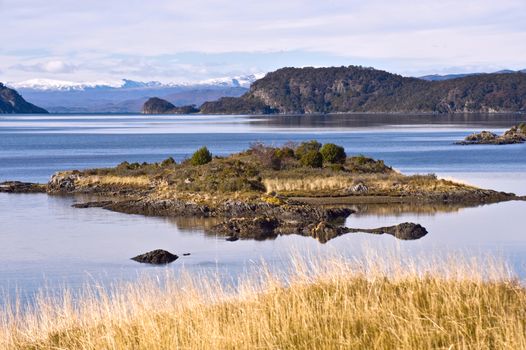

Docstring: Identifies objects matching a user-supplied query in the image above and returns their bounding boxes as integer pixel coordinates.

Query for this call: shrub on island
[190,147,212,166]
[160,157,176,167]
[295,140,322,160]
[300,150,323,168]
[320,143,346,164]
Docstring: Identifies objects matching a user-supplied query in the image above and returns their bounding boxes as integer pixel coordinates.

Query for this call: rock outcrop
[0,83,48,114]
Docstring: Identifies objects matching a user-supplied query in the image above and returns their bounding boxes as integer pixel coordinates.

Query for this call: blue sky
[1,0,525,83]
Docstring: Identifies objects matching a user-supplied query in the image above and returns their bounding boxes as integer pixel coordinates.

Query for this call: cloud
[12,60,77,74]
[1,0,525,82]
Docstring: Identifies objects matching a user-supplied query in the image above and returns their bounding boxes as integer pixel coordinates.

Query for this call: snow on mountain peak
[9,78,124,91]
[8,73,266,91]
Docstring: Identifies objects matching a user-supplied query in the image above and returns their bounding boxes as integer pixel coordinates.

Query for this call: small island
[142,97,199,114]
[457,123,526,145]
[3,141,520,242]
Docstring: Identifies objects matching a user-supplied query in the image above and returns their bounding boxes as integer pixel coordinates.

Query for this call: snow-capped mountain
[6,74,265,113]
[9,78,124,91]
[9,74,264,92]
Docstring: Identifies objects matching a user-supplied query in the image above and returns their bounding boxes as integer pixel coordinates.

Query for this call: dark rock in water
[0,181,46,193]
[347,222,428,240]
[131,249,179,264]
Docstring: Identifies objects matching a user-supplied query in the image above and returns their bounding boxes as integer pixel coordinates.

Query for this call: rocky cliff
[0,83,48,114]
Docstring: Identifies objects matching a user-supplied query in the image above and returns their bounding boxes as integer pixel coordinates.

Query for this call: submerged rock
[131,249,179,264]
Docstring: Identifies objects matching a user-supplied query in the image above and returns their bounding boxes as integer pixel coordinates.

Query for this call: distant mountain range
[0,83,48,114]
[199,66,526,114]
[4,67,526,114]
[418,69,526,81]
[6,75,262,113]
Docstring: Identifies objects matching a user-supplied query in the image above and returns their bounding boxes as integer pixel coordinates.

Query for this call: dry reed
[1,252,525,350]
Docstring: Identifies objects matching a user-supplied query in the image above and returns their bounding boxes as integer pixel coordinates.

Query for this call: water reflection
[249,113,526,129]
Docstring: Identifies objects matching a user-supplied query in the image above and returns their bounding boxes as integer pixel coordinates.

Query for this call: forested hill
[199,66,526,114]
[0,83,48,114]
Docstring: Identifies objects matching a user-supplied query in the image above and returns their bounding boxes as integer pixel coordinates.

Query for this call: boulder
[48,172,80,193]
[131,249,179,264]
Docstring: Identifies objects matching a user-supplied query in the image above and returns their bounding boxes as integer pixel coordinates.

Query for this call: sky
[1,0,525,84]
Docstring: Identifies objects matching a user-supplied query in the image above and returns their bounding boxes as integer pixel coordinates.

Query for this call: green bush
[190,147,212,166]
[295,140,321,159]
[160,157,176,167]
[320,143,346,164]
[275,147,295,159]
[300,150,323,168]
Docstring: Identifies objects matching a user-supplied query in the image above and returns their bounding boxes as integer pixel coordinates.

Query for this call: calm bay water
[1,113,526,300]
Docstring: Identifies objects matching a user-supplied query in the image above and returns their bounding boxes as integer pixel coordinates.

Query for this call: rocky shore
[0,181,46,193]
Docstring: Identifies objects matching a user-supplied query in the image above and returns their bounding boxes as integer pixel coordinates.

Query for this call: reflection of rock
[213,207,353,242]
[72,200,113,208]
[0,181,46,193]
[347,222,428,240]
[306,221,347,243]
[131,249,179,264]
[215,216,280,240]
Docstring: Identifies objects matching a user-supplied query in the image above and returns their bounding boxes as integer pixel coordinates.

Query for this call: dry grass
[263,176,355,193]
[262,173,467,197]
[76,175,152,188]
[1,253,525,350]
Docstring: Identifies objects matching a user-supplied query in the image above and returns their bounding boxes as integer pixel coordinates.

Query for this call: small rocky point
[0,181,46,193]
[131,249,179,264]
[457,124,526,145]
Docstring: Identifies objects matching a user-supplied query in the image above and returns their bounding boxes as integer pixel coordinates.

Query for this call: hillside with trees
[199,66,526,114]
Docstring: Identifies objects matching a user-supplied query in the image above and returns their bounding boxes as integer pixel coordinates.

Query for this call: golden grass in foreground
[1,254,525,349]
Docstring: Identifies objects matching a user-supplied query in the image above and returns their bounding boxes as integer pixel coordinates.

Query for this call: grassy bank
[1,254,525,349]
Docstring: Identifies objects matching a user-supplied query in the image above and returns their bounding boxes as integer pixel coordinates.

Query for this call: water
[1,114,526,300]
